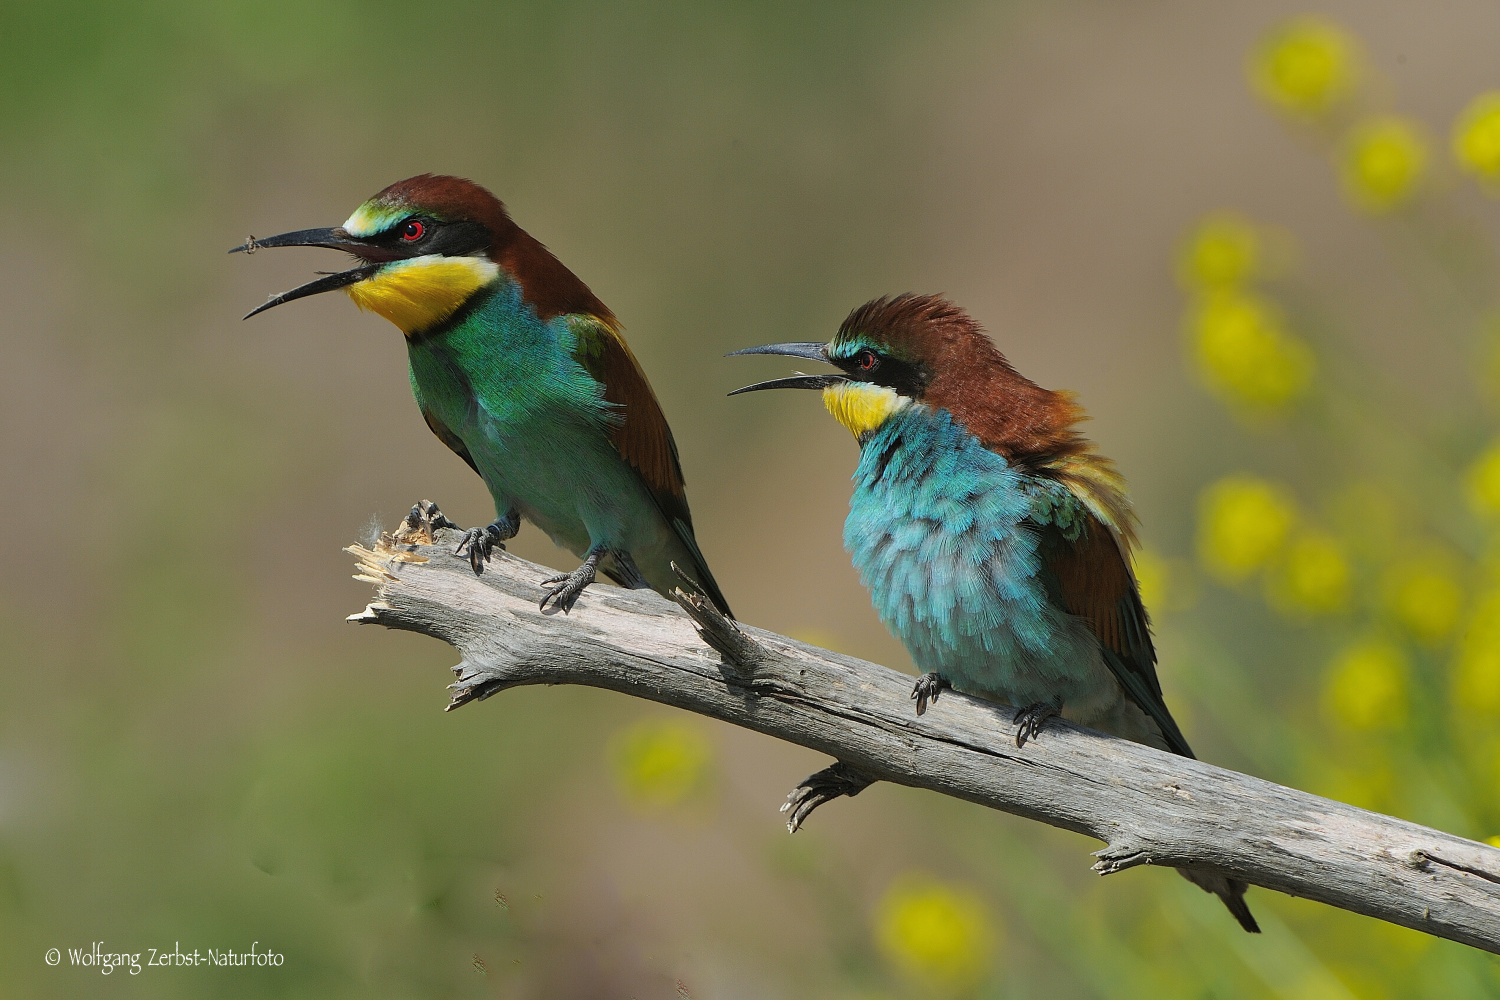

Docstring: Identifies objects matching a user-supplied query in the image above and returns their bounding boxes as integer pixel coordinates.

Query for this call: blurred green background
[5,1,1500,996]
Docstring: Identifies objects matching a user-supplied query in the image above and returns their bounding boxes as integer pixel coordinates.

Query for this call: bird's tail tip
[1222,887,1261,934]
[1179,869,1259,933]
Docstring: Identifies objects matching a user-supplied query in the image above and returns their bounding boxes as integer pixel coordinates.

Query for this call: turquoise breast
[843,405,1101,705]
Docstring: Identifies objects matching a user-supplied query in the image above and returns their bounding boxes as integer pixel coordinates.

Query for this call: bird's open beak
[230,227,385,320]
[726,342,846,395]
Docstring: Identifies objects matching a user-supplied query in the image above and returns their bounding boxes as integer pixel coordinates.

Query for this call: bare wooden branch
[347,515,1500,954]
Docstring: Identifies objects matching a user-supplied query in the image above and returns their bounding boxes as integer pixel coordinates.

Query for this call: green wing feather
[570,315,734,618]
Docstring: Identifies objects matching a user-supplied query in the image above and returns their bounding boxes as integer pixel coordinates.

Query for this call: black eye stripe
[834,347,930,397]
[364,218,491,258]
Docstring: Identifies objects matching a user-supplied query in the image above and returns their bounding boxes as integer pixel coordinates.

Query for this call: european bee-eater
[233,174,731,616]
[730,293,1256,932]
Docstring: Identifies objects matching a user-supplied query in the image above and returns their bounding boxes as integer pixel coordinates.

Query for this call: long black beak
[241,264,380,320]
[228,227,367,255]
[725,342,830,361]
[726,342,845,395]
[231,227,384,320]
[728,374,847,395]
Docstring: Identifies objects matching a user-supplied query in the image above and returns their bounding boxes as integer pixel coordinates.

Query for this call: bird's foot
[392,500,460,545]
[780,761,877,833]
[1013,698,1062,748]
[454,509,520,575]
[540,547,605,613]
[911,672,951,716]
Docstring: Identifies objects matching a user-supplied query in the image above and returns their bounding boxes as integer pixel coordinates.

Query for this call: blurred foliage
[6,2,1500,999]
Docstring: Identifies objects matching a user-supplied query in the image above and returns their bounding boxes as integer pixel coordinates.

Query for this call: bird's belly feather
[845,410,1125,720]
[406,311,686,577]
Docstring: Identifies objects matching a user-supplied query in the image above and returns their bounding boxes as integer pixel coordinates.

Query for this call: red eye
[857,349,879,372]
[400,220,425,242]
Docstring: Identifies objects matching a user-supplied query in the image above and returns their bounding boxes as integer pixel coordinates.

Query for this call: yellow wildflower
[1268,531,1350,615]
[874,874,995,990]
[1467,439,1500,517]
[1488,836,1500,849]
[1323,640,1409,731]
[610,718,713,809]
[1340,117,1429,213]
[1189,292,1315,411]
[1453,589,1500,714]
[1176,213,1259,291]
[1452,91,1500,186]
[1249,17,1359,118]
[1197,475,1297,582]
[1384,550,1465,644]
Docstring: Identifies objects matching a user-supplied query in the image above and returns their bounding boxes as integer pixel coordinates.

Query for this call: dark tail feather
[670,517,735,620]
[1178,869,1260,933]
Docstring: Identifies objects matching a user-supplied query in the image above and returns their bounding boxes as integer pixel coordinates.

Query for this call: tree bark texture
[346,512,1500,954]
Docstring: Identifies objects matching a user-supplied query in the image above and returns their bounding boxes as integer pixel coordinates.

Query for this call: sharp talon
[454,527,495,575]
[782,762,877,833]
[910,672,951,716]
[1013,699,1061,748]
[537,553,601,614]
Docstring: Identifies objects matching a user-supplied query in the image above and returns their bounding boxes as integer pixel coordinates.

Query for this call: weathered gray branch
[347,511,1500,954]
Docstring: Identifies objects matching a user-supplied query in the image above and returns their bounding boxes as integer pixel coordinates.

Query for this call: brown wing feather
[576,317,692,528]
[1043,514,1194,757]
[1046,517,1156,687]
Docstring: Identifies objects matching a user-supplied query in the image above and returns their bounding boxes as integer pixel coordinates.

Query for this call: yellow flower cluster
[1249,16,1358,118]
[1178,215,1315,414]
[609,718,713,809]
[1323,640,1409,731]
[1197,475,1296,582]
[1340,117,1429,213]
[1197,474,1352,616]
[1250,20,1436,214]
[1383,550,1465,644]
[1175,213,1259,290]
[1270,531,1351,614]
[1468,439,1500,516]
[1452,91,1500,187]
[874,874,995,991]
[1189,293,1316,411]
[1453,589,1500,715]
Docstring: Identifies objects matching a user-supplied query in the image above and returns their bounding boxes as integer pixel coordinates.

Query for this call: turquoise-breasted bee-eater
[730,293,1256,932]
[233,174,731,616]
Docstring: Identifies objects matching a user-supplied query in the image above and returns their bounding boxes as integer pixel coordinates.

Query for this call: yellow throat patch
[344,255,499,335]
[822,382,908,440]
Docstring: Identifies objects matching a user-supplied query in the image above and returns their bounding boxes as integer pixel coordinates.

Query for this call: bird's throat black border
[406,281,502,344]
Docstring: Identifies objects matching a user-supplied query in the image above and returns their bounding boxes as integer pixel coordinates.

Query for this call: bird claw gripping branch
[1013,699,1062,749]
[781,761,878,833]
[539,546,605,613]
[391,500,458,546]
[454,510,520,575]
[910,672,951,716]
